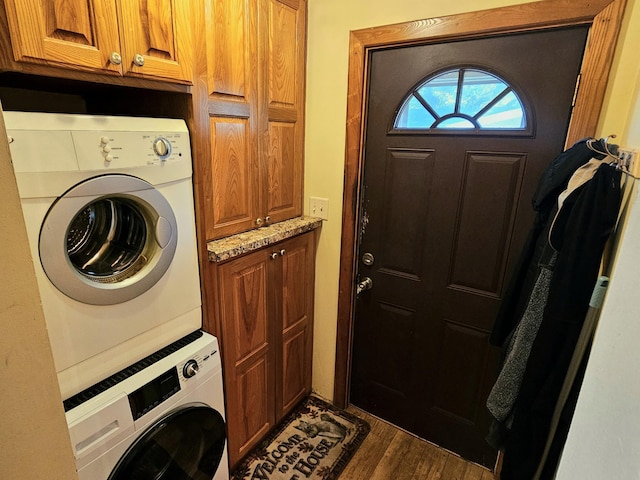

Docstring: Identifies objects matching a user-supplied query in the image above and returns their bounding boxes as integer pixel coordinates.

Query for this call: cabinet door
[218,248,276,467]
[276,232,315,419]
[204,0,261,239]
[117,0,191,82]
[3,0,121,74]
[262,0,305,224]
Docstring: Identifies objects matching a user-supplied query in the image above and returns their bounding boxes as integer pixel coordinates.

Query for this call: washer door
[39,174,178,305]
[108,404,227,480]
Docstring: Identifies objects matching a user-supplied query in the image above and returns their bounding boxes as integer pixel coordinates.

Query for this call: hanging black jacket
[490,140,606,347]
[500,163,622,480]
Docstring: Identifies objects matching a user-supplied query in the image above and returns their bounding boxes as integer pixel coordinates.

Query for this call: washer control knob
[102,145,112,153]
[183,359,199,378]
[100,136,110,144]
[104,155,113,163]
[153,137,172,159]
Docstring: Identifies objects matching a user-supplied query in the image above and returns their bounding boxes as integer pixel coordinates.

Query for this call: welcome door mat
[231,396,370,480]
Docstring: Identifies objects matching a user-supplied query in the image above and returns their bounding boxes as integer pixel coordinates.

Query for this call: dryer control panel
[5,111,193,197]
[74,130,189,169]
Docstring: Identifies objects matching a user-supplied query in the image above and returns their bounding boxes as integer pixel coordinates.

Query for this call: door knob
[356,277,373,294]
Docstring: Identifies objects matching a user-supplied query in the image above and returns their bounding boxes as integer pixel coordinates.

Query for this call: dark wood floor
[341,406,497,480]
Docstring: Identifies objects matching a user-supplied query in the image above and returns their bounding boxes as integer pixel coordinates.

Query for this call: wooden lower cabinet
[217,231,315,468]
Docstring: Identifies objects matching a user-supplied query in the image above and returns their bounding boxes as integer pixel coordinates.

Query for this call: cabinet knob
[256,218,263,226]
[133,54,145,66]
[265,216,271,224]
[279,249,286,256]
[270,252,278,260]
[109,51,122,65]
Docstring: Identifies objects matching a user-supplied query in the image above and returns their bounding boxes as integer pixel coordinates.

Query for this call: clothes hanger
[585,135,619,160]
[602,134,621,160]
[586,135,634,172]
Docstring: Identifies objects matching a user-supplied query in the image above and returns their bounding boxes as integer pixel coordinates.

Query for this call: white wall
[0,104,78,479]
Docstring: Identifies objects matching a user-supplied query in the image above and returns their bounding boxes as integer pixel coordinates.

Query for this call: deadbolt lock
[362,252,375,266]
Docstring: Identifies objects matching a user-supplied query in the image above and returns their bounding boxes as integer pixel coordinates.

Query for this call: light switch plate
[310,197,329,220]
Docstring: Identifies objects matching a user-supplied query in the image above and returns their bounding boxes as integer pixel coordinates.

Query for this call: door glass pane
[477,91,526,128]
[438,117,475,129]
[459,70,507,116]
[417,70,459,117]
[395,96,437,128]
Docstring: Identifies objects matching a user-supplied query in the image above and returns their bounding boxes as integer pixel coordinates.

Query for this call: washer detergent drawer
[67,394,134,469]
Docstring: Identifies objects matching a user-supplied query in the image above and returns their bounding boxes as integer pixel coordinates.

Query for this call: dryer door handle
[155,216,173,248]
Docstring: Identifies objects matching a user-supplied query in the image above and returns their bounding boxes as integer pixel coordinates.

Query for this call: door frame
[334,0,627,408]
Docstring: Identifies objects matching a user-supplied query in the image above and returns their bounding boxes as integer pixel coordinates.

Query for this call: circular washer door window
[39,174,178,305]
[108,404,227,480]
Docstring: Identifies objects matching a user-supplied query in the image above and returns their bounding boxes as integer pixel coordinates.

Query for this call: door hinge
[571,73,582,108]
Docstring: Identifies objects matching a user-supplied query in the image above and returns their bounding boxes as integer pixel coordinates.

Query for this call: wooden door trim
[334,0,627,408]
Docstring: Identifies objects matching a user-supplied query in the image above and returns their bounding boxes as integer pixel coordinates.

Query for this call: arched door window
[393,67,530,133]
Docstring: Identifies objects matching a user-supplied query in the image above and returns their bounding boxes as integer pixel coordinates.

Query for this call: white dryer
[5,112,202,399]
[66,331,229,480]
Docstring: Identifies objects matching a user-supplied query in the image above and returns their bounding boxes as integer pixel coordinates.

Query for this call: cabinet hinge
[571,73,582,108]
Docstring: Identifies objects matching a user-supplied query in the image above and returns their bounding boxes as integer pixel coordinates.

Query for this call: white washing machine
[66,330,229,480]
[5,112,202,399]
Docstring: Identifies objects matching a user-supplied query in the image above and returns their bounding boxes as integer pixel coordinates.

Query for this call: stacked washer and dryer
[6,112,229,480]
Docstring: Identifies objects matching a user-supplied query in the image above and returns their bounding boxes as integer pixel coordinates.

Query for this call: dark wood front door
[349,26,589,467]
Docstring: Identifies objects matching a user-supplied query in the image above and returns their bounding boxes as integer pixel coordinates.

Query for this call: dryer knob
[183,360,199,378]
[153,137,172,158]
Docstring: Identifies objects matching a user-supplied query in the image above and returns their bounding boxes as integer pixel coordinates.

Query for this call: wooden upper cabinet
[1,0,191,83]
[264,0,305,226]
[266,108,302,224]
[205,0,256,100]
[117,0,191,82]
[267,0,302,110]
[203,0,261,239]
[201,0,306,240]
[2,0,121,73]
[208,115,261,238]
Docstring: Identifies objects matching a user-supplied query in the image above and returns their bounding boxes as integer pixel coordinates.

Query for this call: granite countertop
[207,216,323,263]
